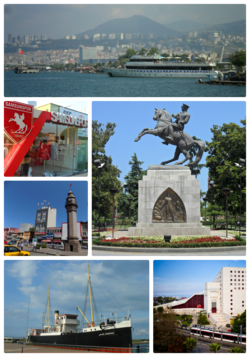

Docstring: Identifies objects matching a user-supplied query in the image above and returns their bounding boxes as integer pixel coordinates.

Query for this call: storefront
[4,101,88,177]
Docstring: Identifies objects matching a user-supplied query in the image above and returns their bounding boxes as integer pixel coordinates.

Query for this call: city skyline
[4,4,245,41]
[4,181,88,229]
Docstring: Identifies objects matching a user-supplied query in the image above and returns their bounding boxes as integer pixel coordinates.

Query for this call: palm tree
[183,337,197,353]
[229,347,245,353]
[209,343,221,353]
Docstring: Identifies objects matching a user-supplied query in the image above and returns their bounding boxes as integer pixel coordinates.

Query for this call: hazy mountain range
[76,15,246,38]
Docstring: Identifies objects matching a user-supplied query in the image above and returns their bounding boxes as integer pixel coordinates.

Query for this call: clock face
[68,198,72,202]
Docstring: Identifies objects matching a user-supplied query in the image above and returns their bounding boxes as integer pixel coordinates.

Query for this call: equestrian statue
[134,104,205,167]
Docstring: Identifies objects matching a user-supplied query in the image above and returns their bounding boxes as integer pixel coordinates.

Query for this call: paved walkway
[103,229,238,239]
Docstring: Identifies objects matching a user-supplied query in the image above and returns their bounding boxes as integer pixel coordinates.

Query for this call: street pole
[210,181,214,228]
[110,189,118,239]
[94,159,105,238]
[222,188,230,239]
[128,197,132,228]
[203,197,209,227]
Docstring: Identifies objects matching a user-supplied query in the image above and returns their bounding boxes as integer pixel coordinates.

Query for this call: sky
[92,101,246,194]
[4,4,246,41]
[4,260,149,339]
[154,260,246,297]
[4,181,88,228]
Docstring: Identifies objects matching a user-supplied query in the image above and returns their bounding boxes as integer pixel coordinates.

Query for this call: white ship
[102,55,219,79]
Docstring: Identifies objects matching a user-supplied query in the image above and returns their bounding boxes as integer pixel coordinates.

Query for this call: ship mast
[48,285,50,328]
[87,261,94,325]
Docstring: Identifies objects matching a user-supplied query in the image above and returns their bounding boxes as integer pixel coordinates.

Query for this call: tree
[138,47,147,56]
[117,153,146,225]
[229,347,245,353]
[92,121,121,226]
[209,343,221,353]
[229,51,246,73]
[147,47,159,56]
[122,48,136,59]
[197,310,209,325]
[154,309,179,352]
[231,310,246,333]
[205,120,246,218]
[183,337,197,353]
[157,306,164,313]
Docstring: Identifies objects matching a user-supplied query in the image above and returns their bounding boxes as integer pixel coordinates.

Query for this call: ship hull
[30,326,132,348]
[102,68,218,79]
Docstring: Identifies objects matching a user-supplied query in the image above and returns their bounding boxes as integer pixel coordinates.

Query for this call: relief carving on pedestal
[152,187,186,223]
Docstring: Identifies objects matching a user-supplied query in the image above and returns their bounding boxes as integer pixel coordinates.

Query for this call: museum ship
[102,55,219,78]
[27,262,132,351]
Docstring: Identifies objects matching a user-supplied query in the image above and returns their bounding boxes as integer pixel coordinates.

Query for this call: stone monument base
[128,165,210,237]
[64,239,81,253]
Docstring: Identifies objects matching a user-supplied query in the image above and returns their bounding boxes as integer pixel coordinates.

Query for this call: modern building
[34,202,57,240]
[159,267,246,323]
[79,46,97,63]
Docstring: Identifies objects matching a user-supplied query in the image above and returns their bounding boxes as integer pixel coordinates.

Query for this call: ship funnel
[55,310,59,325]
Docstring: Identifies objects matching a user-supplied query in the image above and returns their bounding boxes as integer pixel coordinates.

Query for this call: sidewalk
[103,229,238,239]
[25,246,88,256]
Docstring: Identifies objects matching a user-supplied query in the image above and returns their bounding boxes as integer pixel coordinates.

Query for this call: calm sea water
[5,71,245,97]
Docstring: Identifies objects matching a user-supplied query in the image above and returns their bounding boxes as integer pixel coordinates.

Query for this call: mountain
[76,15,181,38]
[164,20,211,33]
[201,20,246,37]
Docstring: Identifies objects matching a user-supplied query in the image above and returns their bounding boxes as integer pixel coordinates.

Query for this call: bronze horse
[135,108,204,167]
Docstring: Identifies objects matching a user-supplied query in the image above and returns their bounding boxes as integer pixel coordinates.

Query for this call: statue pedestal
[128,165,210,237]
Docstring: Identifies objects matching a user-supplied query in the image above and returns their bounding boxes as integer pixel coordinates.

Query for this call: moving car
[4,245,30,256]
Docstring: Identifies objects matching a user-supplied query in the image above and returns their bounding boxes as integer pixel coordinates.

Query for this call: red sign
[197,304,201,308]
[4,101,33,143]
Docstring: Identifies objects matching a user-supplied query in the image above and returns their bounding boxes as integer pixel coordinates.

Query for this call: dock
[198,80,245,86]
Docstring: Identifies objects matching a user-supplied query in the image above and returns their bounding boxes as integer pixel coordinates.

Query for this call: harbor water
[5,71,245,97]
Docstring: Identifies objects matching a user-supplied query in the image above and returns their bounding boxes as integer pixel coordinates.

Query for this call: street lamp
[235,158,245,238]
[128,197,133,228]
[110,188,118,239]
[209,181,214,228]
[94,159,105,237]
[222,188,231,238]
[203,197,209,226]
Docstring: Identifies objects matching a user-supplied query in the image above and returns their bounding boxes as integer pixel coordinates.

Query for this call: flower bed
[93,236,246,248]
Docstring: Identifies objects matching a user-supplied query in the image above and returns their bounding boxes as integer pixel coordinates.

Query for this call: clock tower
[64,190,81,252]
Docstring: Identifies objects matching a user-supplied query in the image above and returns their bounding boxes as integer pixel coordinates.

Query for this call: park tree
[209,343,221,353]
[183,337,197,353]
[147,47,159,56]
[154,309,179,352]
[231,310,246,333]
[138,47,147,56]
[229,347,245,353]
[205,120,246,221]
[92,121,121,227]
[229,51,246,73]
[197,310,209,325]
[117,153,146,224]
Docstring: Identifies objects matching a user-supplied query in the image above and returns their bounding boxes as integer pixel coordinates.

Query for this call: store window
[4,103,88,177]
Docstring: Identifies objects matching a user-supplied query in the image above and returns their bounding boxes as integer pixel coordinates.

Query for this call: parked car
[4,240,8,244]
[8,240,17,246]
[4,245,30,256]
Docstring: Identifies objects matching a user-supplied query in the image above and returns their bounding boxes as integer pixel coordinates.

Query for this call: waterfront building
[41,35,47,40]
[8,34,13,43]
[79,46,97,63]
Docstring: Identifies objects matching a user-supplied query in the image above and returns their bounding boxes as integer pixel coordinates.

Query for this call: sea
[4,71,245,97]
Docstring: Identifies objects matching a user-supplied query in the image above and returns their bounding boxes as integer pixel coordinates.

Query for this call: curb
[92,245,246,254]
